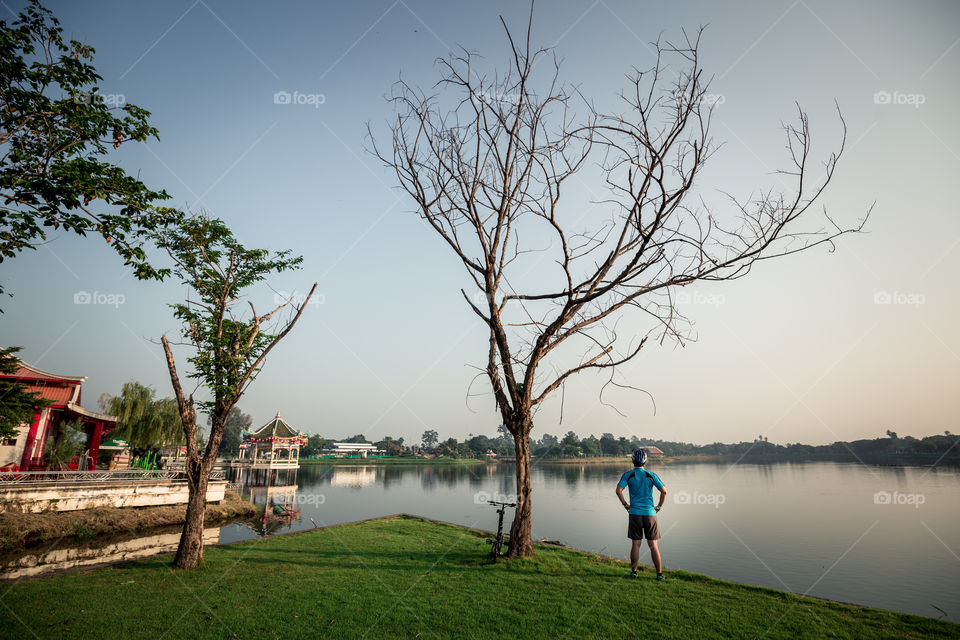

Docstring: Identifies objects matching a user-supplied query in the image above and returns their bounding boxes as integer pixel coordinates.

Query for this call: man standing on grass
[616,448,667,581]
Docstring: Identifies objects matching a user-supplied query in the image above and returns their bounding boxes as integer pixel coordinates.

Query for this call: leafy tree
[600,433,617,457]
[561,431,580,447]
[211,406,251,458]
[376,436,406,456]
[436,437,459,458]
[155,215,316,569]
[0,1,181,301]
[467,434,494,456]
[343,434,369,444]
[99,381,182,448]
[580,435,600,457]
[561,443,581,458]
[0,346,48,440]
[421,429,439,452]
[43,420,85,469]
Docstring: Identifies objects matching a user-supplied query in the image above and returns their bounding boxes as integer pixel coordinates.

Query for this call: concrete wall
[2,527,221,579]
[0,480,227,513]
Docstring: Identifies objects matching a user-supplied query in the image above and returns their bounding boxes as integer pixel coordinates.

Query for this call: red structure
[0,361,116,472]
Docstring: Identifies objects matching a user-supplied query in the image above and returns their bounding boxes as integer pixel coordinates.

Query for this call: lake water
[218,461,960,621]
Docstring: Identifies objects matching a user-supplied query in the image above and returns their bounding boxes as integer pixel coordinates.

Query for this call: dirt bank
[0,491,256,550]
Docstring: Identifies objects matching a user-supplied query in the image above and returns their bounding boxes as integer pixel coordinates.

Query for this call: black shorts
[627,515,661,540]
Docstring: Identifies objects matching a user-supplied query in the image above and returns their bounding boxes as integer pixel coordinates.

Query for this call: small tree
[0,1,180,301]
[44,420,85,470]
[0,346,48,440]
[154,215,316,569]
[302,434,330,457]
[374,10,867,556]
[421,429,439,452]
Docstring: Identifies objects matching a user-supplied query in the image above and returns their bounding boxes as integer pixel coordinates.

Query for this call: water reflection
[0,527,219,580]
[329,466,377,488]
[233,469,303,535]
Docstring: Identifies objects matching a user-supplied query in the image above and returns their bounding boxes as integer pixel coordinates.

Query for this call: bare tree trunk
[506,414,534,558]
[174,456,209,569]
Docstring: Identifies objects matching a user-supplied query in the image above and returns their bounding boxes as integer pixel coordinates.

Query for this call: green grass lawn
[0,515,955,639]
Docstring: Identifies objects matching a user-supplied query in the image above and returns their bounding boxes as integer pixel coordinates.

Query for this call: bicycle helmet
[631,448,647,466]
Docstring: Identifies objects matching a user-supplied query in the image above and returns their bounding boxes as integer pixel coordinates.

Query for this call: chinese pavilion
[235,412,305,470]
[0,360,117,472]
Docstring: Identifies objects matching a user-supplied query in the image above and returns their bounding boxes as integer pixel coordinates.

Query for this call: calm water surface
[219,461,960,621]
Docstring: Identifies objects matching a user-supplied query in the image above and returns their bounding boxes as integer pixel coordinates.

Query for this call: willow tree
[154,215,316,569]
[99,381,183,448]
[373,14,868,556]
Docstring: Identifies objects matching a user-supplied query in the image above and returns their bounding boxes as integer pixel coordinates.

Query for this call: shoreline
[0,490,256,552]
[298,457,487,465]
[298,454,956,467]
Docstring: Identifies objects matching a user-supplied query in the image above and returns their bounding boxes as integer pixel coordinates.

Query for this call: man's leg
[630,539,642,573]
[646,539,662,574]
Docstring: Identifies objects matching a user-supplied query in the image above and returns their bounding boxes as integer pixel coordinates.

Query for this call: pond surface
[217,460,960,621]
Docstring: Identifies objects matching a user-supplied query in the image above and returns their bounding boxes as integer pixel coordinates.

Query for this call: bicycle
[485,499,516,562]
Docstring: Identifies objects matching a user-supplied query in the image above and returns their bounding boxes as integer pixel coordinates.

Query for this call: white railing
[0,469,227,485]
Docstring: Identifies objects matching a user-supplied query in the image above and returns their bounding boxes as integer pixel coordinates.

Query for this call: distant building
[0,360,116,472]
[645,446,665,458]
[323,443,385,458]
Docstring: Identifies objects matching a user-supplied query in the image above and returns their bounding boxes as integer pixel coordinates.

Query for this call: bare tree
[372,11,868,557]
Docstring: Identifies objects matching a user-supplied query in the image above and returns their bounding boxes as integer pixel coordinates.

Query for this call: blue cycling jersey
[617,468,664,516]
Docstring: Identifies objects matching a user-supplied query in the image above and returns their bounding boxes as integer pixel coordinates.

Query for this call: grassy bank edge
[3,513,956,639]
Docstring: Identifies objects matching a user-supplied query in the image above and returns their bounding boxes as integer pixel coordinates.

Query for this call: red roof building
[0,361,117,472]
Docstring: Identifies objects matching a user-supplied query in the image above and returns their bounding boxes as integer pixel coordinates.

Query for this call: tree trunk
[506,415,534,558]
[173,457,209,569]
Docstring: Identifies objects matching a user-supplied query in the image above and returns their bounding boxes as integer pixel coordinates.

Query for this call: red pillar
[18,408,43,472]
[88,421,104,470]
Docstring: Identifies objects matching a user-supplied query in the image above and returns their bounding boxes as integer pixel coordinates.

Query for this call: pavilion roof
[247,412,300,440]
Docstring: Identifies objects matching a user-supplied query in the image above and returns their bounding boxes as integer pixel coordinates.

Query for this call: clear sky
[2,0,958,446]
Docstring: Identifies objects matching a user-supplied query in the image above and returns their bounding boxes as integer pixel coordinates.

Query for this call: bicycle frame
[486,500,517,562]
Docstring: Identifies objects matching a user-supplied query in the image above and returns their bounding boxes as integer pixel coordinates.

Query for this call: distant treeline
[301,428,959,464]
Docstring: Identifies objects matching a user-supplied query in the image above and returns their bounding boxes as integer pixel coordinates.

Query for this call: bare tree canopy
[372,8,869,557]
